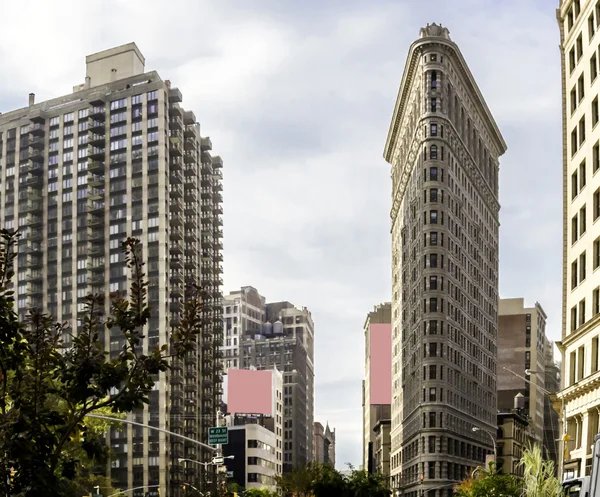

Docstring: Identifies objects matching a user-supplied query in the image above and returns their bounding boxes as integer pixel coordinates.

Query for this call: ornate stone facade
[384,25,506,497]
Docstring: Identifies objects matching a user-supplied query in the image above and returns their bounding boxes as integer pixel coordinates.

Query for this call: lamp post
[502,366,566,478]
[524,368,567,478]
[472,426,497,462]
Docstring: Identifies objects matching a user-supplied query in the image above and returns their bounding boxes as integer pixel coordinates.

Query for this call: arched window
[430,145,438,160]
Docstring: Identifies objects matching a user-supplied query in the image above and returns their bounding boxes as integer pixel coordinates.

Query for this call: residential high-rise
[222,286,266,369]
[313,422,336,466]
[362,303,392,474]
[0,43,223,496]
[556,0,600,481]
[384,24,506,496]
[241,301,315,472]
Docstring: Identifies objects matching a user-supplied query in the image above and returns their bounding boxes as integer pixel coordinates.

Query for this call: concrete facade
[384,23,506,497]
[0,43,224,496]
[362,303,392,473]
[557,0,600,480]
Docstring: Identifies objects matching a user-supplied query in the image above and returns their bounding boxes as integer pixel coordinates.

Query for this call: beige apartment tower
[557,0,600,480]
[384,24,506,497]
[0,43,224,496]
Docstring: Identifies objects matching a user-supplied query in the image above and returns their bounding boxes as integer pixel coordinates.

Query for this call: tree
[0,231,205,496]
[520,445,563,497]
[276,462,390,497]
[345,467,389,497]
[454,462,521,497]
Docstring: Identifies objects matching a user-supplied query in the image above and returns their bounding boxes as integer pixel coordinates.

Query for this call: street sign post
[208,426,228,445]
[226,471,234,478]
[212,456,225,465]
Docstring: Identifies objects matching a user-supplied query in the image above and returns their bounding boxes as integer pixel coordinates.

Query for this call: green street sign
[208,426,228,445]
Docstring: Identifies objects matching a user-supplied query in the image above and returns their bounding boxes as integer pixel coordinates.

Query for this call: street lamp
[472,426,497,461]
[503,366,567,478]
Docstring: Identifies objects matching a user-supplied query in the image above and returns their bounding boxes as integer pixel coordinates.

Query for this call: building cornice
[556,370,600,403]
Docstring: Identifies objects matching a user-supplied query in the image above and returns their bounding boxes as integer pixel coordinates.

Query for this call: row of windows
[571,188,600,245]
[570,288,600,333]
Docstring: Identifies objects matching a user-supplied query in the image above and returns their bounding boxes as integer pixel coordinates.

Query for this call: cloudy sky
[0,0,561,469]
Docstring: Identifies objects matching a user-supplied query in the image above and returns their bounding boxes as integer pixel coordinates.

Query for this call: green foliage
[454,462,521,497]
[520,445,564,497]
[276,462,390,497]
[244,488,279,497]
[345,467,389,497]
[0,232,205,497]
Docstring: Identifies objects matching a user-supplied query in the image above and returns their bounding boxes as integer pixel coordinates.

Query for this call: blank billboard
[369,323,392,405]
[227,368,273,415]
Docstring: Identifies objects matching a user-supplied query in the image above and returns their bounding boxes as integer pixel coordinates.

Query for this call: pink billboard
[227,369,273,415]
[369,323,392,405]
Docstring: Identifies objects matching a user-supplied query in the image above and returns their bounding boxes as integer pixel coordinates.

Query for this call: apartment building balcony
[171,418,184,431]
[87,173,104,188]
[184,110,196,126]
[169,142,183,159]
[201,150,212,164]
[170,116,183,131]
[89,132,105,146]
[213,170,223,180]
[88,188,104,201]
[184,138,197,152]
[171,156,183,171]
[200,137,212,152]
[184,151,196,164]
[170,185,183,198]
[86,214,103,228]
[19,187,41,201]
[184,125,195,139]
[213,181,223,192]
[213,205,223,215]
[25,147,43,162]
[169,103,182,116]
[29,122,45,137]
[28,136,44,149]
[89,120,105,133]
[89,106,106,120]
[88,146,105,159]
[170,170,183,185]
[213,216,223,228]
[184,190,198,203]
[169,87,183,103]
[23,173,42,187]
[211,156,223,169]
[88,160,104,173]
[20,200,41,213]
